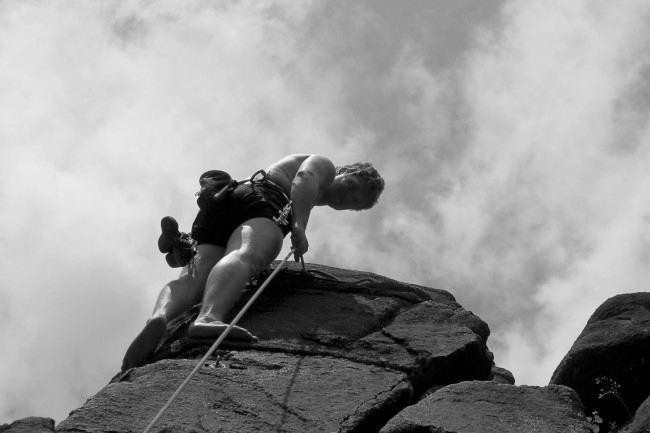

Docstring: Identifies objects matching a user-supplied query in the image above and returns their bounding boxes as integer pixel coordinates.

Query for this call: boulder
[152,263,494,390]
[58,354,412,433]
[550,292,650,426]
[0,417,55,433]
[491,366,515,385]
[622,395,650,433]
[57,263,495,432]
[379,381,589,433]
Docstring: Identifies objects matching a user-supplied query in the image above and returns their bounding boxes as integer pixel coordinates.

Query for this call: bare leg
[121,244,225,370]
[188,217,283,340]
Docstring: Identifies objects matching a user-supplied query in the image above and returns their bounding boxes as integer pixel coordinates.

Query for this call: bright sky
[2,0,650,424]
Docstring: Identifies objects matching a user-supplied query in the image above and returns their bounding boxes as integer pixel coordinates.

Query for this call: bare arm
[289,155,335,260]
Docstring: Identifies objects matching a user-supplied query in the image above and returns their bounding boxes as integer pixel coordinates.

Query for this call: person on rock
[121,154,384,370]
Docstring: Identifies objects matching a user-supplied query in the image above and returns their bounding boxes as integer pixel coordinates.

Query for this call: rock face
[13,262,613,432]
[57,263,495,432]
[623,397,650,433]
[622,395,650,433]
[379,381,589,433]
[0,417,55,433]
[551,292,650,427]
[60,355,412,433]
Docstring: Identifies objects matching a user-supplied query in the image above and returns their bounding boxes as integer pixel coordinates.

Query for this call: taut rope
[142,249,295,433]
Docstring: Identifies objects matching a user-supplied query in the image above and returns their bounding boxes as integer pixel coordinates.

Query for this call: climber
[121,154,384,370]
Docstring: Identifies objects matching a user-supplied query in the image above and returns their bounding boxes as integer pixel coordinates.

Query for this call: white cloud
[443,0,650,383]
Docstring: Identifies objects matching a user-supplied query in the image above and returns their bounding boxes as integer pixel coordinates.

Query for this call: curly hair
[335,162,385,210]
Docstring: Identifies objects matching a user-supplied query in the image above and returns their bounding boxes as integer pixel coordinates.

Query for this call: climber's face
[326,174,371,211]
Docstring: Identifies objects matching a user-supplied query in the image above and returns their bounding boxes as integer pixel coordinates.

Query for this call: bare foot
[188,318,257,341]
[121,316,168,371]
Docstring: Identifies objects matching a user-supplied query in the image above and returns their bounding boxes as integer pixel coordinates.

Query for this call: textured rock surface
[57,263,495,432]
[623,395,650,433]
[18,268,650,431]
[151,263,494,390]
[491,366,516,385]
[379,381,589,433]
[551,292,650,426]
[58,354,412,433]
[0,417,55,433]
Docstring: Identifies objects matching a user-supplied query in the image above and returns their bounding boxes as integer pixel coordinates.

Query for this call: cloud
[433,0,650,383]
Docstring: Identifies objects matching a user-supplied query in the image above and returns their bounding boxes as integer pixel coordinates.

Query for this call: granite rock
[57,263,495,432]
[379,381,589,433]
[551,292,650,427]
[0,417,55,433]
[622,394,650,433]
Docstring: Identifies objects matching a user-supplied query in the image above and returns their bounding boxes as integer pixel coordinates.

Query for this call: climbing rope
[142,249,295,433]
[295,256,375,285]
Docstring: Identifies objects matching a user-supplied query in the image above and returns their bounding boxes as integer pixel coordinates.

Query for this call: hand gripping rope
[142,249,295,433]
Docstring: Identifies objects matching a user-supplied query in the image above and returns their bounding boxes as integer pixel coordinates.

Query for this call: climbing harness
[159,169,291,269]
[273,200,292,226]
[142,248,295,433]
[249,170,292,231]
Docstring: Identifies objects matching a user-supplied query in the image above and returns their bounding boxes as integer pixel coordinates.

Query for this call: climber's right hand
[290,224,308,261]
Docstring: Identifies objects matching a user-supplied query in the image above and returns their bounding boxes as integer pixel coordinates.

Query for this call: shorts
[191,180,291,247]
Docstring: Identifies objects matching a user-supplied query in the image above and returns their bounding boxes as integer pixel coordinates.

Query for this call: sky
[1,0,650,425]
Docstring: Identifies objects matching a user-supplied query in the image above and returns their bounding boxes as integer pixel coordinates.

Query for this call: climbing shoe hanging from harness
[158,169,291,269]
[157,216,196,268]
